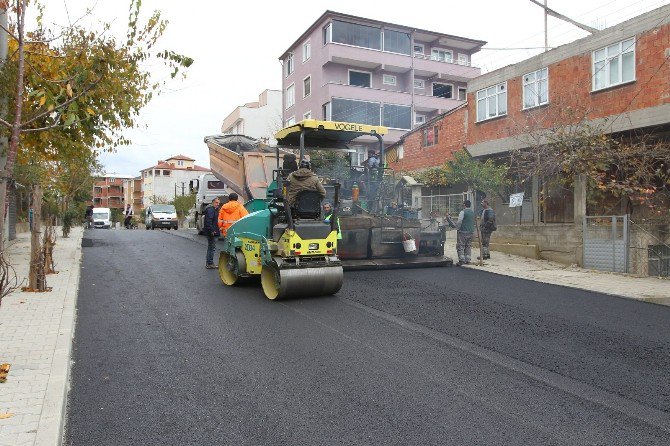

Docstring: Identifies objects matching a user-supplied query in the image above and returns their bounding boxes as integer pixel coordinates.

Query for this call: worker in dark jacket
[204,197,221,269]
[286,160,326,207]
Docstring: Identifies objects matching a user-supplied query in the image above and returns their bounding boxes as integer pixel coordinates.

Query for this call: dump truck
[189,172,229,235]
[206,120,451,300]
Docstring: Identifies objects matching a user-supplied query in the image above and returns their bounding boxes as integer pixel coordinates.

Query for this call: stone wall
[489,224,583,266]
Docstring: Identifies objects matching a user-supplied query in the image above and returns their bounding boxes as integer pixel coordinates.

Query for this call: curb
[34,228,83,446]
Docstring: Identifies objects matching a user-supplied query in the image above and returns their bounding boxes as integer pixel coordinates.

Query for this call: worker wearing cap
[218,192,249,237]
[322,202,342,240]
[286,159,326,207]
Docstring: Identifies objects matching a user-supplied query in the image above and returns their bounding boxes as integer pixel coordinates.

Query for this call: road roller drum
[261,262,343,300]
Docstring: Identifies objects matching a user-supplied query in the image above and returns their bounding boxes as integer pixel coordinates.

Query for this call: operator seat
[293,190,322,220]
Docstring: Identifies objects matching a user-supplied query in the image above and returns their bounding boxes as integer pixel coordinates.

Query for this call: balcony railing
[413,53,472,67]
[326,41,478,69]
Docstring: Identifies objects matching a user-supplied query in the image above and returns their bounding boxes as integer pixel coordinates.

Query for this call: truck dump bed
[205,135,284,201]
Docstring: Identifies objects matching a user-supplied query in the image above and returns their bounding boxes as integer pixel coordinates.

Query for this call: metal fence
[416,193,469,219]
[583,215,629,273]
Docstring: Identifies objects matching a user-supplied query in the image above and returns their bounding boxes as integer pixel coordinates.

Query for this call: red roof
[167,154,195,161]
[141,162,210,172]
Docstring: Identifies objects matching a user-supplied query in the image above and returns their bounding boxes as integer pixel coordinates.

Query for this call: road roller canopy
[274,120,388,150]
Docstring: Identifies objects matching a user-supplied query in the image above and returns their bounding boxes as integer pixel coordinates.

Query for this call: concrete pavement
[0,227,83,446]
[443,235,670,305]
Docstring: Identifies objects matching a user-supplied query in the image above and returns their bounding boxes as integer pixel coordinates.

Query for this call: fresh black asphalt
[64,229,670,445]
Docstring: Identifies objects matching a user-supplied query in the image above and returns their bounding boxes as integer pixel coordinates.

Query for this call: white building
[140,155,210,207]
[221,89,282,145]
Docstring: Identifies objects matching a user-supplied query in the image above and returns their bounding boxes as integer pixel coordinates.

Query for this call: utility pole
[529,0,598,47]
[544,0,548,52]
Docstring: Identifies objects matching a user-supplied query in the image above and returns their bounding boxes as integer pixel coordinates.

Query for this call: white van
[145,204,178,230]
[92,207,112,229]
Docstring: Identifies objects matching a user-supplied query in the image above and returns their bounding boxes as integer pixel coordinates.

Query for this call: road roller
[214,119,450,300]
[218,201,343,300]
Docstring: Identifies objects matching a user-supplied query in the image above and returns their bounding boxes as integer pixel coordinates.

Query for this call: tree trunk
[28,184,45,291]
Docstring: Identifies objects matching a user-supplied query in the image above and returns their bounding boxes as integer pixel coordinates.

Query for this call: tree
[413,151,509,196]
[172,193,195,223]
[507,99,670,219]
[0,0,192,300]
[0,0,193,237]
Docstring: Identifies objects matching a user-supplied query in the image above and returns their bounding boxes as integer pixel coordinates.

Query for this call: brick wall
[389,106,467,172]
[468,22,670,146]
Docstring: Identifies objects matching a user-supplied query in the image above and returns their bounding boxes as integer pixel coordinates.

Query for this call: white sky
[37,0,670,176]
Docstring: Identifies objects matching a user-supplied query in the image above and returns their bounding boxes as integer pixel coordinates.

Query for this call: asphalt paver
[64,229,670,445]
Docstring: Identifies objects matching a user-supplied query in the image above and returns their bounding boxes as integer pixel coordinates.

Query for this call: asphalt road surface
[64,229,670,445]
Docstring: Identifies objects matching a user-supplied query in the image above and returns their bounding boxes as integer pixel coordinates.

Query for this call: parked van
[145,204,178,230]
[92,207,112,229]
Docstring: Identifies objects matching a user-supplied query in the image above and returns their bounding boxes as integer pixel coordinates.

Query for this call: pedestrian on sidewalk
[453,199,475,266]
[204,197,221,269]
[123,204,134,229]
[478,199,497,260]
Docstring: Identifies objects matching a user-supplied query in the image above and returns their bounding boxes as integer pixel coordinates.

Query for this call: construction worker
[286,159,326,207]
[218,193,249,237]
[322,202,342,240]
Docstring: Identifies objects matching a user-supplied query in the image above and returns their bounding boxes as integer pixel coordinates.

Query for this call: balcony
[324,82,462,113]
[323,43,480,82]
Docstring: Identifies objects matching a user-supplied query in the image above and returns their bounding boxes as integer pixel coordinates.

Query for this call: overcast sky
[39,0,670,176]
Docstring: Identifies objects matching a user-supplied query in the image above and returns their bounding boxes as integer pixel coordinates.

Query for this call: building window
[322,102,331,121]
[397,144,404,160]
[177,160,184,166]
[323,23,332,45]
[423,125,439,147]
[285,116,296,126]
[593,38,635,91]
[350,147,368,166]
[144,171,148,178]
[349,70,371,88]
[415,115,426,126]
[457,53,469,66]
[383,29,410,55]
[382,103,411,130]
[331,20,381,51]
[413,79,425,89]
[303,76,311,98]
[433,83,453,99]
[163,170,170,176]
[332,98,380,126]
[431,48,453,63]
[302,40,311,62]
[285,83,295,109]
[382,74,396,86]
[109,178,115,183]
[476,82,507,122]
[155,170,161,176]
[523,67,549,109]
[413,44,424,56]
[458,87,467,101]
[285,53,294,77]
[303,111,312,120]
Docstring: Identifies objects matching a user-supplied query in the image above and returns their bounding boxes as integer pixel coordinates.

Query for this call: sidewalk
[444,236,670,305]
[0,227,83,446]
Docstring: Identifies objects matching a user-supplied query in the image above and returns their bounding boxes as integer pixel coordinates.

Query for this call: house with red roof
[140,155,211,207]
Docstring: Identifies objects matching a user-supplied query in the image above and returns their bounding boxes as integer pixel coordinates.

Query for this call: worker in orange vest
[218,193,249,237]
